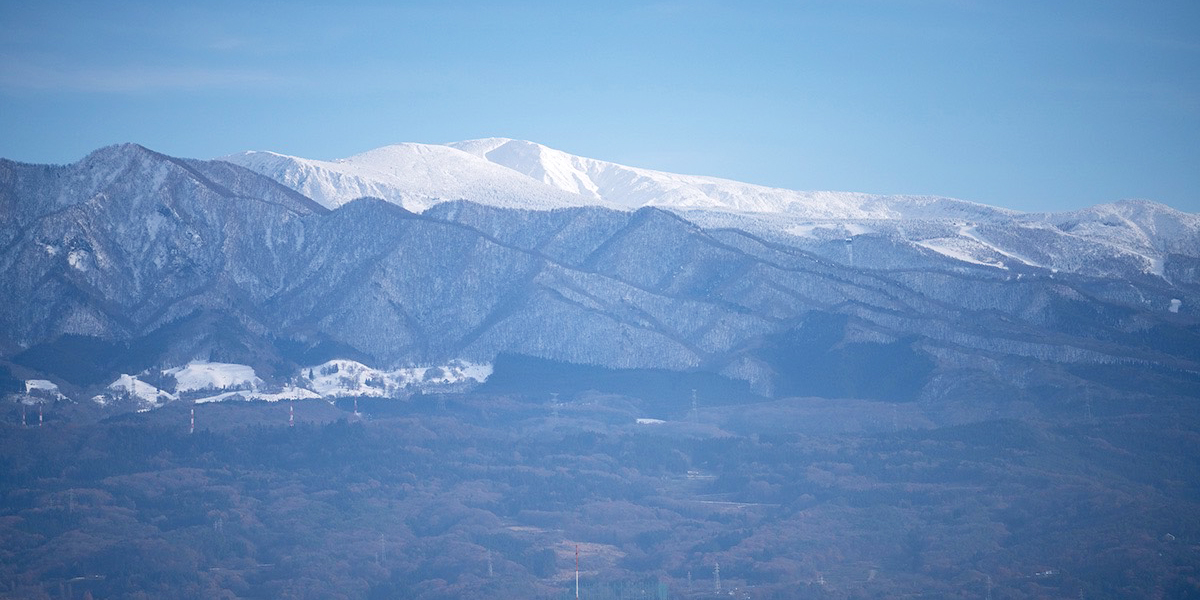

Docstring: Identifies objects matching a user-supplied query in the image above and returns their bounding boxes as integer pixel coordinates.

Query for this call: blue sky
[1,0,1197,213]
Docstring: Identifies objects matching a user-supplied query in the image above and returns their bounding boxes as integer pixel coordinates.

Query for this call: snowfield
[92,359,494,409]
[303,359,492,398]
[108,374,177,407]
[165,361,262,393]
[191,386,321,404]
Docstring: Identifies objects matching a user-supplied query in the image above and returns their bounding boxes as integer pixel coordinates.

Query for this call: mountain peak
[80,142,157,163]
[221,141,592,212]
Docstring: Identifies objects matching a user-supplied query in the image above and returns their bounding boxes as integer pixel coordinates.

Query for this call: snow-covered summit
[217,137,1197,278]
[220,142,595,212]
[447,138,1013,221]
[1030,199,1200,257]
[222,138,1010,221]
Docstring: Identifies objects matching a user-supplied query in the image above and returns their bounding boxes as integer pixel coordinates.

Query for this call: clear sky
[1,0,1197,213]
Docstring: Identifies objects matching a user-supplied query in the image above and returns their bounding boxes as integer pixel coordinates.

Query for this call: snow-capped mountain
[221,143,598,212]
[450,138,1200,280]
[223,138,1200,281]
[2,142,1197,410]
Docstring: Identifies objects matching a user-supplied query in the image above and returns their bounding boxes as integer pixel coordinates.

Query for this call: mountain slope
[449,138,1200,282]
[224,138,1200,283]
[2,145,1198,409]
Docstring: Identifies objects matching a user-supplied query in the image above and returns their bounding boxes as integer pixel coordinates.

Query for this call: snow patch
[1169,299,1182,313]
[192,386,320,404]
[108,374,177,407]
[165,361,262,393]
[1146,255,1165,277]
[25,380,60,394]
[636,418,666,425]
[23,380,67,403]
[915,238,1008,269]
[957,225,1045,269]
[304,359,492,398]
[67,249,88,271]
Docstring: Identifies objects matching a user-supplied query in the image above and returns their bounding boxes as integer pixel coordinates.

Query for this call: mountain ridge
[2,142,1197,411]
[220,138,1200,282]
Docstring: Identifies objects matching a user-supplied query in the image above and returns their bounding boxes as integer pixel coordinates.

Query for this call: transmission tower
[551,393,560,418]
[690,389,699,423]
[713,561,721,594]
